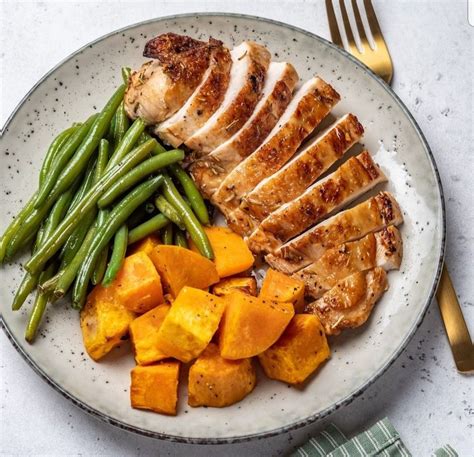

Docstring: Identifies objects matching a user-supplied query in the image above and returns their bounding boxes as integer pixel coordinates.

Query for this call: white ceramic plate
[0,13,445,443]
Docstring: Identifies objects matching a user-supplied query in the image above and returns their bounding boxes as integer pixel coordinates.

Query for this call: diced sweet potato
[258,314,330,384]
[130,362,180,415]
[260,268,305,312]
[188,343,256,407]
[114,251,164,314]
[219,292,294,359]
[149,245,219,298]
[130,304,171,365]
[128,233,161,256]
[156,287,226,362]
[80,284,135,361]
[212,276,257,297]
[190,226,254,278]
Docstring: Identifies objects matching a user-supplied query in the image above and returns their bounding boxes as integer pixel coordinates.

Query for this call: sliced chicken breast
[249,151,387,254]
[184,42,271,155]
[305,267,388,335]
[213,76,341,230]
[155,41,232,147]
[266,191,403,274]
[294,226,402,299]
[189,62,298,198]
[124,34,214,124]
[241,113,364,220]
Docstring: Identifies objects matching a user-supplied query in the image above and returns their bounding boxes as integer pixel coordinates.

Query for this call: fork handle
[436,264,474,373]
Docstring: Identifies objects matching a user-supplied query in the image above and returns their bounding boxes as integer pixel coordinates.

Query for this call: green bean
[72,176,163,309]
[12,225,44,310]
[91,140,111,285]
[154,195,185,230]
[0,124,76,262]
[25,262,56,343]
[57,157,98,268]
[91,246,108,286]
[169,163,210,225]
[0,193,37,262]
[34,115,98,208]
[66,158,97,213]
[108,110,118,148]
[39,125,78,186]
[25,139,157,274]
[12,185,76,309]
[95,139,110,179]
[174,228,188,248]
[112,102,129,149]
[161,175,214,259]
[102,225,128,286]
[59,210,97,273]
[122,67,132,84]
[139,132,167,155]
[128,214,170,245]
[98,150,184,208]
[52,226,97,299]
[45,84,125,205]
[106,118,145,171]
[162,224,174,245]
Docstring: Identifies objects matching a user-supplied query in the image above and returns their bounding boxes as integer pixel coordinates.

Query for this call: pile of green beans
[0,68,213,343]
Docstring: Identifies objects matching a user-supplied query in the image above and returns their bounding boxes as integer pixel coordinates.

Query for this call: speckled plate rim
[0,12,446,445]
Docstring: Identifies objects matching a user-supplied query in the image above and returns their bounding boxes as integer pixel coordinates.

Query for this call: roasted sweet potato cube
[260,268,305,312]
[114,251,164,314]
[156,287,226,362]
[149,245,219,298]
[128,233,161,256]
[212,276,257,297]
[190,226,254,277]
[258,314,330,384]
[80,284,135,361]
[130,362,180,415]
[188,343,256,407]
[130,304,171,365]
[219,292,294,359]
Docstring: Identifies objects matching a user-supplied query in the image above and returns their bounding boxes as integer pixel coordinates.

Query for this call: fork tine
[339,0,359,54]
[325,0,343,47]
[363,0,384,42]
[351,0,369,49]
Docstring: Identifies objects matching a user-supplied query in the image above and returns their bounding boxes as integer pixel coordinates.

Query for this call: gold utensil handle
[436,264,474,373]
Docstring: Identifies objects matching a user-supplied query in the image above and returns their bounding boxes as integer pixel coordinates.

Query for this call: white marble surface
[0,1,472,455]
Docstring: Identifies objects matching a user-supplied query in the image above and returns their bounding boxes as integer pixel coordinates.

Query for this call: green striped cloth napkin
[290,417,458,457]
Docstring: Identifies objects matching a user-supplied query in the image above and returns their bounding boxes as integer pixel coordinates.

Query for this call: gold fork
[326,0,473,373]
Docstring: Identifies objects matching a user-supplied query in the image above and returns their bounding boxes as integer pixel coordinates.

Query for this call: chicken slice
[240,113,364,221]
[305,267,388,335]
[266,191,403,274]
[124,33,214,124]
[184,41,271,155]
[294,226,402,299]
[155,41,232,147]
[213,76,341,232]
[248,151,387,254]
[189,62,299,198]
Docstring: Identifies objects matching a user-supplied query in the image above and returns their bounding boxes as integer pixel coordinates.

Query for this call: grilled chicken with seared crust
[184,42,271,155]
[189,62,298,198]
[248,151,387,254]
[124,33,215,124]
[305,267,388,335]
[155,41,232,146]
[266,191,403,274]
[294,226,402,299]
[213,77,341,233]
[240,113,364,221]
